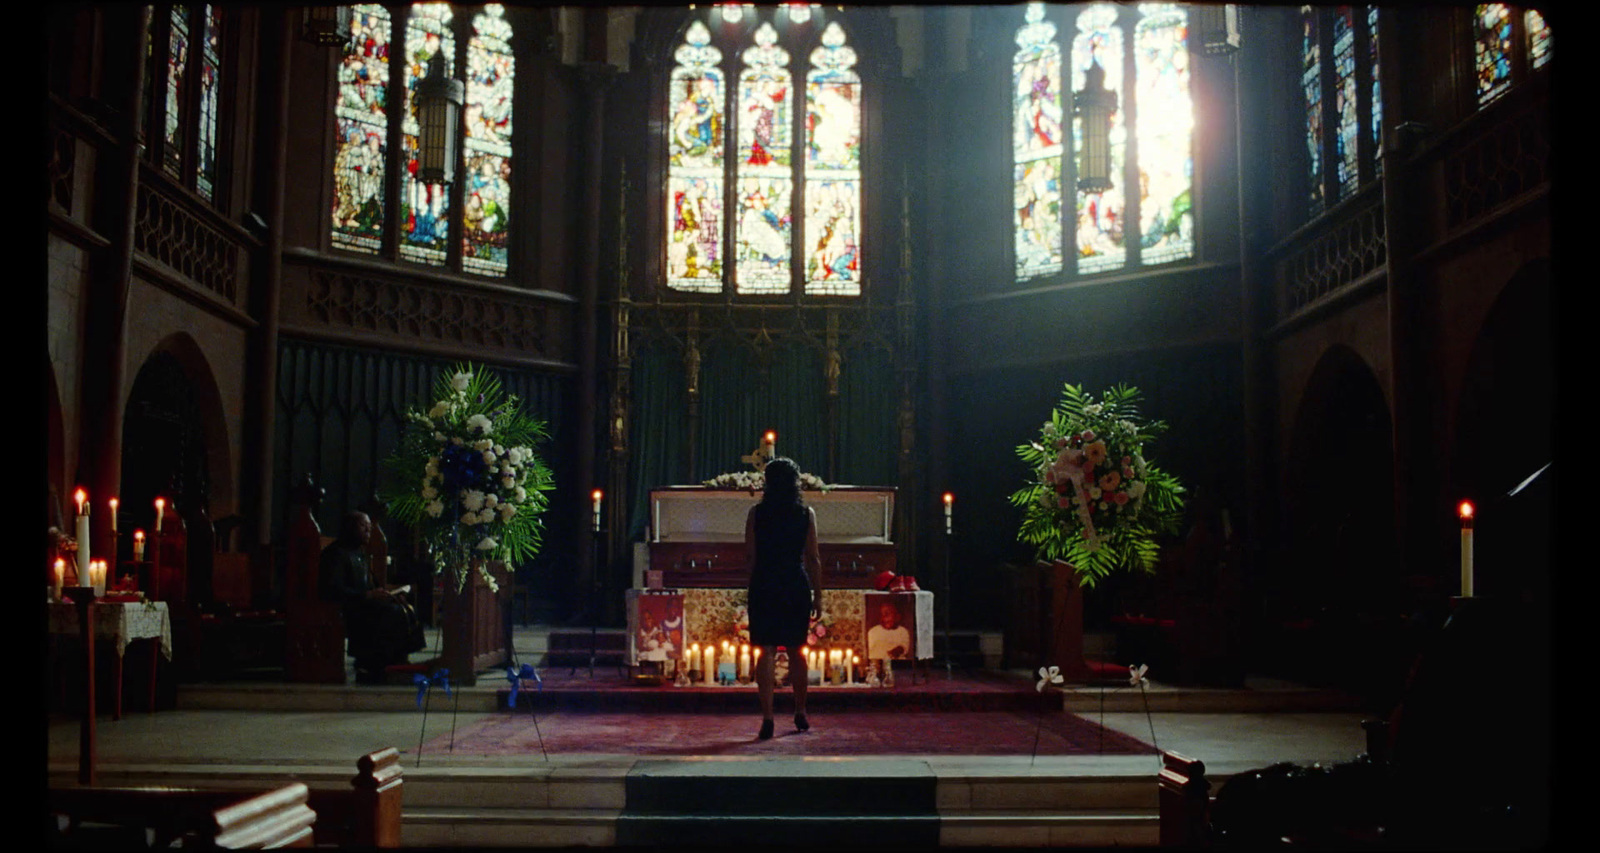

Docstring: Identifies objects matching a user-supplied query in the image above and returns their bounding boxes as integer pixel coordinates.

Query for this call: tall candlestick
[763,430,776,458]
[1459,500,1475,598]
[154,497,165,533]
[943,492,954,535]
[133,530,146,561]
[108,498,118,534]
[591,489,603,532]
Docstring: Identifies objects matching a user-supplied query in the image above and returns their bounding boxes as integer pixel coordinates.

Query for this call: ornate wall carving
[280,254,575,368]
[133,178,245,307]
[1274,194,1387,319]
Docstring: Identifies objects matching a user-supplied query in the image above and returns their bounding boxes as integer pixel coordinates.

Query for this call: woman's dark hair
[761,457,804,507]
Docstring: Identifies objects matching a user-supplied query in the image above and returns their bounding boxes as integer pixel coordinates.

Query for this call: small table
[48,600,172,720]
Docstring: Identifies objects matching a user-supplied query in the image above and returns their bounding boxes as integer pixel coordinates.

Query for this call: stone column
[75,5,150,566]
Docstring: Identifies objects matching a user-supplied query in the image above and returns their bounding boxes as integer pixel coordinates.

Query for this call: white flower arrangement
[701,470,831,492]
[385,364,554,593]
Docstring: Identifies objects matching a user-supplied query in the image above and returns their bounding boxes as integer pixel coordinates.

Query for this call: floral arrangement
[383,364,554,593]
[805,612,833,649]
[701,470,831,492]
[1011,384,1185,588]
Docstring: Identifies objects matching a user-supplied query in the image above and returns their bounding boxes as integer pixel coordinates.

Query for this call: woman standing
[746,457,824,739]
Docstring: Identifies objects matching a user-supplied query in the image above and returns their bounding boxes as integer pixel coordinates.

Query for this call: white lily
[1036,665,1063,692]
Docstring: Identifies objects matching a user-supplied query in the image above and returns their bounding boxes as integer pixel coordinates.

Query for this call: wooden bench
[48,747,403,848]
[1157,750,1214,848]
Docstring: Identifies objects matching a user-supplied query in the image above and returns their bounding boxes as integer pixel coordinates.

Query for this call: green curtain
[836,344,898,486]
[627,342,689,541]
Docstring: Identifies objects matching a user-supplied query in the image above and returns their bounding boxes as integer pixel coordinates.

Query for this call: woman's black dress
[746,500,812,649]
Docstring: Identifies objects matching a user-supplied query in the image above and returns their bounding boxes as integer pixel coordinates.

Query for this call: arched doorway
[1279,345,1401,696]
[1451,260,1553,604]
[121,337,232,605]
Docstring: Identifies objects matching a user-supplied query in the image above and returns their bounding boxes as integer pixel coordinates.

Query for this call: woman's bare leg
[790,650,808,716]
[757,646,776,723]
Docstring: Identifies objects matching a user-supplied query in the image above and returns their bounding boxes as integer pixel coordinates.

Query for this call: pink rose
[1112,492,1129,506]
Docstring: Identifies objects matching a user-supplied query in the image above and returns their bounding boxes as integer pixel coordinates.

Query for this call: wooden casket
[647,486,896,588]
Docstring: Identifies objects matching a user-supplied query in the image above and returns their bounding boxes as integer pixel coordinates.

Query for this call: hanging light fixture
[301,6,352,47]
[1074,59,1116,193]
[414,50,464,185]
[1193,4,1242,56]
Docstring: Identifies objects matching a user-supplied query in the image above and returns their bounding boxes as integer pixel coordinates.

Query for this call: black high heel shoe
[794,713,810,732]
[759,719,775,740]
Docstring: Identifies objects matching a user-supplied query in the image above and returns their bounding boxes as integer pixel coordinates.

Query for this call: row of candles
[54,488,168,601]
[683,641,866,686]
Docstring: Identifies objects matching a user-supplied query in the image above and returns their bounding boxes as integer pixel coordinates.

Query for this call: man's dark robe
[318,541,423,673]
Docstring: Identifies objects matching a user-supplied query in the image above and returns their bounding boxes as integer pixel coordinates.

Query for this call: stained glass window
[1134,3,1192,267]
[803,22,861,296]
[164,5,190,177]
[1475,4,1513,106]
[332,4,392,256]
[1073,4,1126,275]
[1332,7,1358,201]
[667,20,726,293]
[735,22,793,294]
[1369,6,1382,181]
[196,6,221,202]
[1302,5,1323,216]
[1526,9,1550,70]
[1013,2,1065,280]
[463,4,513,277]
[399,4,455,266]
[664,9,864,298]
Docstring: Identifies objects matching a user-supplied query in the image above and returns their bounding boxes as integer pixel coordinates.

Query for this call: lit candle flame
[74,488,86,515]
[1458,500,1474,520]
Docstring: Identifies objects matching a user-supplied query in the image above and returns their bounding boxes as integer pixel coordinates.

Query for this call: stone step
[399,807,1159,847]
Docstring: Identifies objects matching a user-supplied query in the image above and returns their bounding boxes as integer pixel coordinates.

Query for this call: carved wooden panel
[282,258,572,367]
[1441,95,1549,233]
[1274,195,1387,319]
[133,180,244,306]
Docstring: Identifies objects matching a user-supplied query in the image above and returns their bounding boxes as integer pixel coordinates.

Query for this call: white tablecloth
[47,600,172,660]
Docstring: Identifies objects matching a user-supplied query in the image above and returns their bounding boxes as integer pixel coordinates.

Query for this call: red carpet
[414,708,1157,758]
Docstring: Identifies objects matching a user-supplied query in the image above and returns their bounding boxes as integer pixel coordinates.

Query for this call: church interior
[44,3,1553,847]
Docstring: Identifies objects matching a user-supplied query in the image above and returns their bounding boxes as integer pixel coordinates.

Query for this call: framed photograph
[863,592,916,662]
[635,593,685,662]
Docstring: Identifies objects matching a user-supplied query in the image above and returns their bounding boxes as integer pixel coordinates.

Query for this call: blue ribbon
[506,663,542,709]
[413,669,452,709]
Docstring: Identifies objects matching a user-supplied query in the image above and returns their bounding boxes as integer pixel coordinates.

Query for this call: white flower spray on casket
[383,363,555,594]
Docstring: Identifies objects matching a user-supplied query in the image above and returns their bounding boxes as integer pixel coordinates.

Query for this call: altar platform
[49,624,1376,846]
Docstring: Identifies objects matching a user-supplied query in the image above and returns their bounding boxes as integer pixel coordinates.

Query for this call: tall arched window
[664,6,864,297]
[1012,2,1192,283]
[141,4,228,204]
[330,3,517,278]
[1301,6,1382,216]
[1474,4,1552,109]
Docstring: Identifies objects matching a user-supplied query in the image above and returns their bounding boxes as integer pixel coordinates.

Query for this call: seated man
[319,511,425,683]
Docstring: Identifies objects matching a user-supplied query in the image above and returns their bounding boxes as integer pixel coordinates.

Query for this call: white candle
[943,492,954,535]
[53,559,64,601]
[849,654,859,684]
[133,530,146,561]
[154,497,165,533]
[763,430,776,457]
[591,489,603,532]
[1459,500,1475,598]
[74,488,91,589]
[739,645,750,680]
[109,498,118,534]
[703,645,715,685]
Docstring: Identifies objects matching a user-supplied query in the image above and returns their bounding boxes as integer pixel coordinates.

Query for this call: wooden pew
[285,474,346,683]
[1158,750,1213,848]
[50,782,316,848]
[48,747,403,848]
